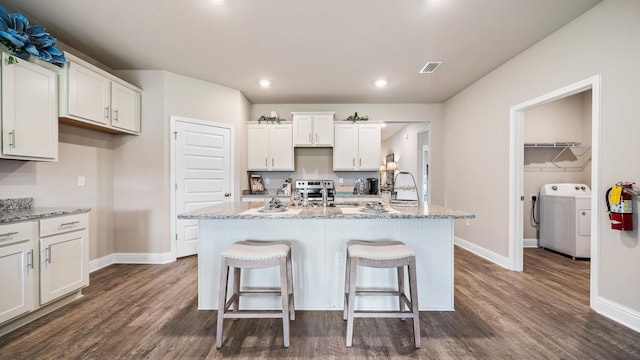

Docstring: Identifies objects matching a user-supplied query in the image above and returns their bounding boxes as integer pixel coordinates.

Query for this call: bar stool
[216,240,295,348]
[343,240,420,348]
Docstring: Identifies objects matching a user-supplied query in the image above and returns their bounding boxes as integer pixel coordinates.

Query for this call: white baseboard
[593,296,640,333]
[455,236,510,269]
[523,238,539,248]
[89,252,175,272]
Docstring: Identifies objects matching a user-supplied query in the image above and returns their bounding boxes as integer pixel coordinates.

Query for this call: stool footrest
[352,311,417,319]
[223,311,287,319]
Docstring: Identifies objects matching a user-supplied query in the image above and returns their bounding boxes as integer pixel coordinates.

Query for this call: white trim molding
[593,296,640,333]
[523,238,539,248]
[89,252,174,272]
[455,237,510,269]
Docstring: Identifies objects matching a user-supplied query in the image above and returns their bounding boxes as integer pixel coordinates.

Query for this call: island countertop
[178,201,475,220]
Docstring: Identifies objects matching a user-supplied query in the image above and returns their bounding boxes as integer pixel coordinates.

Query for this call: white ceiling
[2,0,601,104]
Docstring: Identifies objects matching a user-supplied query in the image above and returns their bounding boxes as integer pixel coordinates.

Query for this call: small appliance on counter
[295,180,335,204]
[366,178,379,194]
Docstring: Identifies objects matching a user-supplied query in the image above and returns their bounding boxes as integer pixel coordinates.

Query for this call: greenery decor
[345,112,369,122]
[257,115,285,124]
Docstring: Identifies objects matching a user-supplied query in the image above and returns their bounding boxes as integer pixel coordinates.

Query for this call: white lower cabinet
[39,214,89,305]
[0,222,37,324]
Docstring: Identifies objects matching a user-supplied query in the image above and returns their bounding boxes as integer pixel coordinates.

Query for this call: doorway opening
[509,75,601,306]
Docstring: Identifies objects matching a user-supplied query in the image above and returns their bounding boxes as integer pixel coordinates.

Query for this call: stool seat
[344,240,420,348]
[347,240,415,260]
[222,241,289,260]
[216,240,295,349]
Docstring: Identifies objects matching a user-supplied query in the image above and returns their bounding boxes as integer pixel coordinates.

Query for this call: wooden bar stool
[343,240,420,348]
[216,240,295,348]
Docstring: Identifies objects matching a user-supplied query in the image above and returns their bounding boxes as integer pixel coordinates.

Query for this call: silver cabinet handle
[360,158,362,166]
[45,246,52,263]
[265,158,268,167]
[352,158,355,167]
[272,158,274,167]
[315,133,318,142]
[27,249,34,269]
[309,134,312,143]
[8,130,15,149]
[113,109,119,122]
[60,221,80,228]
[0,231,18,237]
[104,106,110,119]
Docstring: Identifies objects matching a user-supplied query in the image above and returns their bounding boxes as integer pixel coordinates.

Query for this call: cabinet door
[247,125,270,170]
[111,82,141,133]
[333,124,358,170]
[1,53,58,160]
[358,124,381,170]
[67,61,110,125]
[293,115,313,146]
[269,124,294,170]
[313,115,334,146]
[40,228,89,305]
[0,241,35,324]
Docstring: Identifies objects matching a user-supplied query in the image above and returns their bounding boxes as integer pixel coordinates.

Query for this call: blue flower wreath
[0,6,66,65]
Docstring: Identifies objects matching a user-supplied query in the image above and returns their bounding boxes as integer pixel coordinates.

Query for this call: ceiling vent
[419,61,442,74]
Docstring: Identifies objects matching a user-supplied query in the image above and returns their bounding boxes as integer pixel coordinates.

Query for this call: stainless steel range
[295,180,335,204]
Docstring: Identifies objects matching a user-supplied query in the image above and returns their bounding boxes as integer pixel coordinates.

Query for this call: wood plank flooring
[1,247,639,359]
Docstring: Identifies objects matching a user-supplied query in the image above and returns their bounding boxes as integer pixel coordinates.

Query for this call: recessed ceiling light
[259,79,271,88]
[419,61,442,74]
[375,79,387,88]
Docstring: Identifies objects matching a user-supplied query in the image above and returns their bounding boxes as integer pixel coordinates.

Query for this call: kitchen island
[179,201,474,311]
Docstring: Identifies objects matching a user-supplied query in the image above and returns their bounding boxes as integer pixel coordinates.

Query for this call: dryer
[539,183,591,259]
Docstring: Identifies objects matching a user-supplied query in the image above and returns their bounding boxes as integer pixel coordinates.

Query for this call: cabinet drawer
[0,222,34,247]
[40,213,88,237]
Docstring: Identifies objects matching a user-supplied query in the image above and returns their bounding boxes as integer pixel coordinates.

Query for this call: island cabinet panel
[1,52,58,161]
[198,217,454,311]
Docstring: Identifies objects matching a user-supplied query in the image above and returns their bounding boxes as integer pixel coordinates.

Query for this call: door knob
[224,193,231,197]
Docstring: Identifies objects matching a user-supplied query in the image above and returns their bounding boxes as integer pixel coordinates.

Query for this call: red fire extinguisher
[605,182,635,231]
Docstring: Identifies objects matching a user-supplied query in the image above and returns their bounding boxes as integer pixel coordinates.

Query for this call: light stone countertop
[178,201,475,220]
[0,198,90,223]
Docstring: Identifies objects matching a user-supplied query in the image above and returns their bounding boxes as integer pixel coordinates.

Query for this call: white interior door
[175,119,231,258]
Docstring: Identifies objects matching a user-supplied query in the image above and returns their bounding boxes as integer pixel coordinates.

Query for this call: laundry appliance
[538,183,591,259]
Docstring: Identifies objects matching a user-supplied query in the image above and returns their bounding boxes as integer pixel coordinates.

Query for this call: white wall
[444,0,640,320]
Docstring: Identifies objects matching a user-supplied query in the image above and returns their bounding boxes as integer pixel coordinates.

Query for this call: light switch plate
[77,176,86,187]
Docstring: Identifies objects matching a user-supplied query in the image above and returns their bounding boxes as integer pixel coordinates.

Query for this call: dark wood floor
[1,247,639,359]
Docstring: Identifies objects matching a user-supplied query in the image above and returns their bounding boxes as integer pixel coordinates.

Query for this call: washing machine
[539,183,591,259]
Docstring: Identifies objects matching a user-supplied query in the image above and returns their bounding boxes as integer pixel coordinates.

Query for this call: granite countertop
[178,201,475,220]
[0,198,90,224]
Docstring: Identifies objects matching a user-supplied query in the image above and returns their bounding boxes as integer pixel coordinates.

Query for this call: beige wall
[0,125,115,261]
[444,0,640,314]
[112,70,250,256]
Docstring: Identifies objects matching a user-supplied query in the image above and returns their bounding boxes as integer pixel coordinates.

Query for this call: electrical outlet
[529,194,537,201]
[335,252,343,266]
[339,178,344,186]
[264,177,270,185]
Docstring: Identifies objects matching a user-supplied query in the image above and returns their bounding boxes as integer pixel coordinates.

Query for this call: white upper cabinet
[333,123,381,171]
[60,52,141,135]
[1,53,58,161]
[247,123,294,171]
[292,112,334,147]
